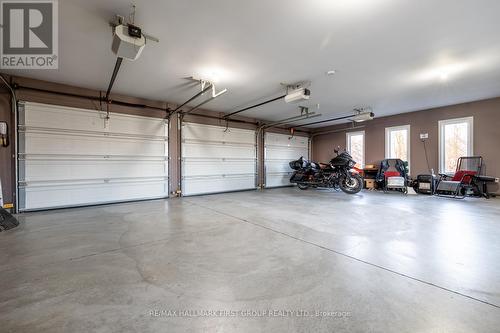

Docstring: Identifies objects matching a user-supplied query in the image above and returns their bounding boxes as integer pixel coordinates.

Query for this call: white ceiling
[6,0,500,127]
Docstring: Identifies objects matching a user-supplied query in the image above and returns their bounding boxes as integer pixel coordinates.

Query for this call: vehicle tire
[339,173,363,194]
[297,183,309,190]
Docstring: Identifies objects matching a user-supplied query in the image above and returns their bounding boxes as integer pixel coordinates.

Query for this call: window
[346,131,365,168]
[439,117,473,174]
[385,125,410,166]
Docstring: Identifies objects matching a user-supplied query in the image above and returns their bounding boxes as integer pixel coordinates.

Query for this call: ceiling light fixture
[196,66,230,84]
[326,70,337,76]
[435,64,465,82]
[416,62,468,83]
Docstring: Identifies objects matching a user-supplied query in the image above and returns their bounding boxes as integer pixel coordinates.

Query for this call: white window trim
[385,125,411,170]
[346,130,365,168]
[438,116,474,174]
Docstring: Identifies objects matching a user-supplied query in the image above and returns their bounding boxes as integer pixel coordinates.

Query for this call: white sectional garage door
[181,123,256,196]
[17,102,168,211]
[264,132,309,188]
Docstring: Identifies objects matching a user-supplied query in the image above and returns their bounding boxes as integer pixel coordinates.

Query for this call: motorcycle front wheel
[297,183,309,190]
[339,173,363,194]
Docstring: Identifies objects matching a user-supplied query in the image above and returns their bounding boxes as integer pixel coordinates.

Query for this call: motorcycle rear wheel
[339,174,363,194]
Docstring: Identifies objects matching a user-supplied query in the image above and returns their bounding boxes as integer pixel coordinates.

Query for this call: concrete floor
[1,188,500,332]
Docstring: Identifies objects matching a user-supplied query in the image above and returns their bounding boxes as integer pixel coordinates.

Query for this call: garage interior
[1,1,500,332]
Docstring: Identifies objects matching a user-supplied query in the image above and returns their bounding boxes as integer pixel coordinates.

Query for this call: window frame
[385,125,411,170]
[438,116,474,174]
[346,130,365,168]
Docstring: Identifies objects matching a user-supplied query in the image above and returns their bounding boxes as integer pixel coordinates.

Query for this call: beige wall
[0,92,14,204]
[312,97,500,193]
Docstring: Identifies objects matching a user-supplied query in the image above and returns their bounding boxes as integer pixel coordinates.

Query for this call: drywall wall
[312,97,500,194]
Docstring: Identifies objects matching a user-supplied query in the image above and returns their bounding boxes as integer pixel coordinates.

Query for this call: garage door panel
[108,115,167,137]
[181,123,256,196]
[22,103,106,133]
[182,125,255,144]
[182,159,255,177]
[182,175,255,196]
[183,142,256,159]
[265,173,293,188]
[19,179,168,211]
[265,160,295,174]
[22,102,167,137]
[21,132,166,157]
[265,133,309,148]
[265,146,309,160]
[19,159,167,182]
[18,102,169,211]
[264,132,309,188]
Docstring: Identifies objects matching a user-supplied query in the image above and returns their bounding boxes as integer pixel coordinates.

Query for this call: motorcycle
[289,147,363,194]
